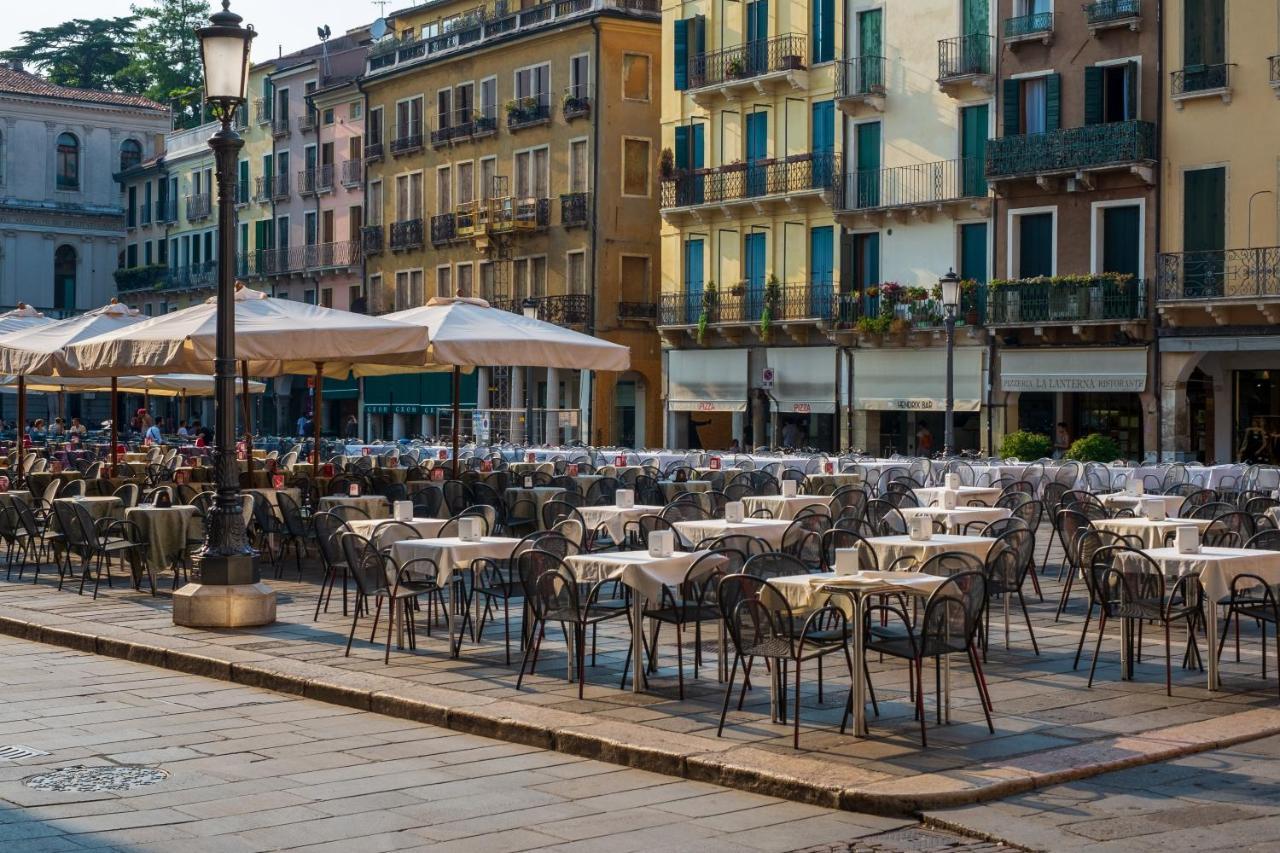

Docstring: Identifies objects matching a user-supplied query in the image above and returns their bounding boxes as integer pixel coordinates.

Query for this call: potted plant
[1065,433,1123,464]
[727,57,746,78]
[728,279,746,297]
[888,316,911,339]
[998,430,1053,461]
[659,147,675,180]
[759,274,781,341]
[697,281,718,345]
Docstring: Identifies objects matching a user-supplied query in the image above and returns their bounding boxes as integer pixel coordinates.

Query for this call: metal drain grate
[0,745,49,762]
[25,765,169,793]
[788,826,1010,853]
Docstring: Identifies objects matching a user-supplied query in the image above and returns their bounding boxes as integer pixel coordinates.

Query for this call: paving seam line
[3,611,1279,820]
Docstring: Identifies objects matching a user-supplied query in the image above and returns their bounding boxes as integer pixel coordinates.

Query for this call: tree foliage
[1,17,144,93]
[132,0,212,129]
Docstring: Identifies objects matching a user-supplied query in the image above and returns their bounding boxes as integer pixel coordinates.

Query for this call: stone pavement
[0,634,919,852]
[927,734,1280,852]
[0,530,1278,814]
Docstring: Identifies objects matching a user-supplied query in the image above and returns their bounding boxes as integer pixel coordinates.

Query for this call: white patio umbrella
[0,303,55,336]
[64,285,432,462]
[382,296,630,470]
[0,301,145,477]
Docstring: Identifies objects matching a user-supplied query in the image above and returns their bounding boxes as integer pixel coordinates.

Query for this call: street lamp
[522,298,539,445]
[939,268,960,458]
[176,1,273,627]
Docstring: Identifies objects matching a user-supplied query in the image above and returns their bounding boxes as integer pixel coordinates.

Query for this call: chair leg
[1087,611,1108,688]
[384,597,395,665]
[576,624,586,701]
[1074,601,1095,670]
[717,652,739,737]
[792,657,802,750]
[344,595,363,656]
[1164,619,1172,696]
[914,657,927,747]
[1018,589,1040,656]
[516,618,541,689]
[369,597,383,643]
[676,622,685,700]
[968,645,995,734]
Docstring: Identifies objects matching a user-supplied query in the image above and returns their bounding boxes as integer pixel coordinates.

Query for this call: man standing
[144,417,164,445]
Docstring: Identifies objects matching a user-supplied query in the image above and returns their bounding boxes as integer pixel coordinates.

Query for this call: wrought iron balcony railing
[562,85,591,120]
[169,262,218,291]
[617,301,656,322]
[430,213,457,245]
[505,96,550,130]
[389,218,424,251]
[253,98,272,124]
[658,281,836,327]
[1171,63,1233,96]
[837,56,886,100]
[185,193,211,220]
[1272,55,1280,86]
[846,289,988,330]
[299,165,334,195]
[1157,247,1280,301]
[364,141,384,162]
[113,265,169,292]
[661,152,840,209]
[299,112,317,133]
[938,34,992,81]
[492,294,592,327]
[560,191,590,227]
[987,276,1145,324]
[361,224,384,255]
[1085,0,1140,26]
[391,125,424,155]
[986,120,1155,179]
[271,115,291,137]
[253,175,272,203]
[688,32,806,90]
[243,241,363,277]
[341,159,362,187]
[270,174,289,200]
[1004,11,1053,39]
[836,157,986,212]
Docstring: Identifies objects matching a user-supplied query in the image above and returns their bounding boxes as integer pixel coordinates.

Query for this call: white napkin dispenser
[526,451,537,463]
[908,514,932,541]
[834,548,860,576]
[945,473,960,490]
[347,482,360,497]
[648,530,675,558]
[725,501,745,523]
[458,516,483,542]
[523,475,534,489]
[823,460,835,474]
[1142,497,1166,521]
[615,489,635,509]
[394,500,413,522]
[1175,524,1200,554]
[781,479,798,498]
[941,490,957,510]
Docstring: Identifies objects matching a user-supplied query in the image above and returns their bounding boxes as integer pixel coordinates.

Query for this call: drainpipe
[986,333,996,455]
[587,18,603,445]
[1153,0,1165,460]
[307,89,323,293]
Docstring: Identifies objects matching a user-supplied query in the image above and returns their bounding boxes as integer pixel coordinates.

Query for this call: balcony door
[959,222,988,283]
[1101,205,1141,278]
[856,8,882,92]
[854,120,881,208]
[745,111,767,197]
[746,0,767,74]
[811,100,834,188]
[683,238,704,322]
[960,104,988,197]
[1183,167,1225,296]
[744,231,766,320]
[674,122,704,204]
[810,226,833,317]
[1017,212,1053,278]
[962,0,990,72]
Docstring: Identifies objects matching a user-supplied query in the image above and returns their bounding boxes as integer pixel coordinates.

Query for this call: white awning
[767,346,837,414]
[1000,347,1148,393]
[854,348,985,411]
[667,348,748,412]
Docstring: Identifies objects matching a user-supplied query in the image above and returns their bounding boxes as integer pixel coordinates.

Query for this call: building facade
[361,0,663,446]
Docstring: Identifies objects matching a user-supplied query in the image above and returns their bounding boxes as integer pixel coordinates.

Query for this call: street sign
[761,367,775,389]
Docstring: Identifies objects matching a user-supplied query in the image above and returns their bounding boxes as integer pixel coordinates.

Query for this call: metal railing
[391,124,424,155]
[837,55,886,100]
[492,294,592,327]
[271,115,291,137]
[658,281,837,326]
[254,98,272,124]
[661,152,840,208]
[506,96,550,129]
[560,191,590,227]
[986,120,1155,178]
[1272,55,1280,85]
[270,174,289,200]
[988,277,1145,323]
[389,218,424,251]
[1172,63,1233,96]
[365,141,384,162]
[113,265,168,292]
[185,193,211,220]
[158,198,178,223]
[361,224,384,255]
[253,176,272,203]
[851,289,988,329]
[299,165,334,195]
[1004,11,1053,38]
[689,33,806,89]
[169,262,218,291]
[836,157,985,211]
[562,85,591,119]
[617,301,656,322]
[1157,248,1280,301]
[1085,0,1140,25]
[938,34,992,80]
[299,112,317,133]
[341,159,362,187]
[242,241,362,277]
[430,213,457,245]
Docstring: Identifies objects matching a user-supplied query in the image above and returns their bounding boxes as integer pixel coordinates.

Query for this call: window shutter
[1126,61,1139,120]
[673,19,688,90]
[692,16,706,60]
[1002,78,1021,136]
[674,125,690,171]
[1045,73,1061,131]
[1083,66,1103,125]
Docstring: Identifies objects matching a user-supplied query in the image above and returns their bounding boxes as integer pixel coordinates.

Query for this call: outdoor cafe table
[1097,492,1187,517]
[504,486,566,520]
[577,504,663,544]
[0,490,32,508]
[390,535,522,655]
[125,504,203,585]
[345,517,446,547]
[913,486,1003,507]
[803,473,864,493]
[658,479,711,502]
[741,495,833,521]
[52,495,123,526]
[1118,546,1280,690]
[768,570,947,735]
[563,549,725,694]
[319,495,390,520]
[672,517,793,550]
[1093,516,1215,550]
[854,534,996,572]
[899,505,1011,535]
[247,487,301,511]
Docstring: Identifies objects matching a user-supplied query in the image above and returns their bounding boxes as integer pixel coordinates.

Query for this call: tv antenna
[372,0,392,15]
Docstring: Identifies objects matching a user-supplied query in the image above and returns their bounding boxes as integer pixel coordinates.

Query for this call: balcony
[389,219,424,252]
[185,193,211,221]
[560,191,590,228]
[1172,64,1234,107]
[658,281,838,345]
[158,198,177,223]
[562,86,591,121]
[299,165,334,196]
[937,34,994,94]
[490,197,550,233]
[832,286,988,344]
[1272,55,1280,94]
[1004,11,1053,46]
[299,112,317,133]
[341,159,362,187]
[243,241,363,278]
[686,33,807,106]
[113,264,168,293]
[253,176,272,203]
[391,126,424,156]
[987,275,1145,328]
[270,174,289,201]
[836,56,886,113]
[985,120,1156,187]
[253,99,272,125]
[361,224,384,256]
[271,115,291,137]
[1085,0,1141,34]
[169,262,218,292]
[834,157,989,226]
[494,294,592,328]
[505,96,550,131]
[1156,247,1280,326]
[364,141,384,163]
[660,152,840,221]
[430,213,457,245]
[617,301,657,324]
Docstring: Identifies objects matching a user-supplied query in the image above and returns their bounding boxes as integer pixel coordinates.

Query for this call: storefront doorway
[1234,369,1280,463]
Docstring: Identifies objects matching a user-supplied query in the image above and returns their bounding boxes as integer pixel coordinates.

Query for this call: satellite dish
[370,18,388,39]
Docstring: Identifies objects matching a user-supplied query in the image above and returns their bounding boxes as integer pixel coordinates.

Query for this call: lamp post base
[173,580,276,628]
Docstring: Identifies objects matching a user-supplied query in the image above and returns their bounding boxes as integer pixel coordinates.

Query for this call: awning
[1000,347,1147,393]
[854,348,985,412]
[364,372,478,413]
[767,346,837,414]
[322,377,360,401]
[667,349,748,412]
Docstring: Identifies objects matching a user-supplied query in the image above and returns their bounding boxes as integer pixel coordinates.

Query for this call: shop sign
[761,367,775,389]
[1001,376,1146,392]
[390,404,419,414]
[791,402,812,414]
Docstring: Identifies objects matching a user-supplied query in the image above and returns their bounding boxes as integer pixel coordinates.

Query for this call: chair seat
[643,602,719,624]
[543,603,626,624]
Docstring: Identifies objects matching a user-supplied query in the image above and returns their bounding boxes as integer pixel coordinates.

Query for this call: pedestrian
[68,417,86,437]
[177,420,190,438]
[297,412,310,437]
[916,423,934,456]
[1054,422,1071,459]
[782,420,799,448]
[344,414,359,439]
[144,417,164,445]
[686,416,710,450]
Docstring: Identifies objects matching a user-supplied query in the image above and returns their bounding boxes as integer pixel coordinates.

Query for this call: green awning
[322,376,359,401]
[364,372,477,410]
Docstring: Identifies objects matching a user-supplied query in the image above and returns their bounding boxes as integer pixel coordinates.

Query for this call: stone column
[545,367,560,445]
[578,369,592,445]
[476,367,490,412]
[510,368,525,443]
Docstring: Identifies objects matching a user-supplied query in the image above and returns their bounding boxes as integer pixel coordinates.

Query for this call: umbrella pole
[312,362,324,466]
[110,378,119,477]
[241,361,252,476]
[15,376,25,486]
[452,366,461,478]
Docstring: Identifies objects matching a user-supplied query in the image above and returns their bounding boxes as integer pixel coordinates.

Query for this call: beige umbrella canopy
[3,374,267,397]
[0,303,55,337]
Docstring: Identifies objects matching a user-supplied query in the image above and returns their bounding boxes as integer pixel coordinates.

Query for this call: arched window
[56,132,80,190]
[54,245,77,311]
[120,138,142,173]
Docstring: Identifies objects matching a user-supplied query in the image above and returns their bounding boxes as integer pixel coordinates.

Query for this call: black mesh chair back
[632,514,673,546]
[833,512,878,539]
[747,471,780,496]
[723,482,752,502]
[1190,501,1235,520]
[409,486,444,518]
[338,533,393,598]
[1056,508,1092,566]
[820,528,877,572]
[980,517,1028,539]
[441,480,472,515]
[706,547,748,579]
[1244,495,1280,517]
[1245,529,1280,551]
[1205,511,1254,547]
[633,475,664,506]
[743,551,811,579]
[704,490,729,517]
[276,492,310,539]
[1053,461,1081,487]
[550,475,579,494]
[311,511,351,571]
[1001,480,1036,498]
[995,492,1031,510]
[985,528,1034,594]
[703,533,769,556]
[1061,489,1103,512]
[1010,498,1042,530]
[585,477,621,506]
[1040,481,1069,514]
[943,459,975,486]
[781,514,827,567]
[865,499,907,536]
[908,459,933,487]
[830,485,868,519]
[882,489,919,509]
[52,500,86,553]
[660,501,710,523]
[516,547,564,602]
[459,504,496,535]
[917,551,985,577]
[918,570,987,657]
[540,499,579,531]
[112,483,140,508]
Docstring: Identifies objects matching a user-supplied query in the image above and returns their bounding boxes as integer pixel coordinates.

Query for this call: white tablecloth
[564,549,723,601]
[672,517,792,549]
[1093,516,1214,550]
[741,495,833,520]
[804,474,864,493]
[770,570,945,612]
[390,536,521,586]
[850,534,996,573]
[577,504,663,543]
[1120,546,1280,603]
[900,505,1011,534]
[319,495,390,519]
[1099,493,1187,517]
[658,479,711,502]
[346,517,446,547]
[913,486,1003,507]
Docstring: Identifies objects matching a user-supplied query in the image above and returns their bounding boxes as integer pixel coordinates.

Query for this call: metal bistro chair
[339,532,444,663]
[642,549,734,698]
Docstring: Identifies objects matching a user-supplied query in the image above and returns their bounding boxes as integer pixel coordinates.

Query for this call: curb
[4,609,1279,819]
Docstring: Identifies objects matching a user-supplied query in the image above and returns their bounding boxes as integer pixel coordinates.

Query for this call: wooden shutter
[1045,73,1062,131]
[674,125,690,171]
[673,19,688,90]
[1126,61,1139,120]
[1083,66,1103,125]
[1002,78,1021,136]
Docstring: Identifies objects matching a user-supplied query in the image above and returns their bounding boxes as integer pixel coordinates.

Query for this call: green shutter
[1126,61,1139,120]
[673,19,688,90]
[1083,66,1103,125]
[692,16,706,59]
[674,125,689,170]
[1045,73,1061,131]
[1002,78,1021,136]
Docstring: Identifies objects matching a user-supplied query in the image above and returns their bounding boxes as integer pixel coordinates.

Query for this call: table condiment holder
[458,516,483,542]
[725,501,745,523]
[908,515,932,541]
[945,473,960,490]
[1175,524,1200,554]
[615,489,634,509]
[394,500,413,522]
[781,480,797,498]
[648,530,674,558]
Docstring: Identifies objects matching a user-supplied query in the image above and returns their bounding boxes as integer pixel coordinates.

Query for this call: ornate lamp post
[175,1,275,627]
[939,268,960,458]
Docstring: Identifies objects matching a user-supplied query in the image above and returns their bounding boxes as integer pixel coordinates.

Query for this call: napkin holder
[945,473,960,490]
[321,463,335,477]
[0,476,9,493]
[347,482,361,497]
[1175,524,1200,554]
[50,460,63,474]
[1125,480,1144,496]
[567,463,578,477]
[782,479,798,498]
[709,456,722,471]
[908,515,932,541]
[271,474,285,489]
[458,516,483,542]
[526,451,537,463]
[431,467,445,481]
[834,548,859,576]
[941,490,957,510]
[725,501,745,523]
[823,460,835,475]
[523,475,534,489]
[362,446,371,457]
[480,460,492,473]
[648,530,674,558]
[615,489,634,509]
[438,449,449,461]
[175,470,189,486]
[394,501,413,522]
[1142,498,1166,521]
[615,454,626,466]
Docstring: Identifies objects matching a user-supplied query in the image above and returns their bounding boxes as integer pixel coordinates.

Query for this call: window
[127,187,137,228]
[436,265,452,297]
[304,289,316,305]
[158,238,167,264]
[276,87,291,121]
[349,205,363,240]
[436,165,451,212]
[321,288,333,307]
[437,88,452,129]
[811,0,834,62]
[480,156,497,200]
[144,241,153,266]
[277,216,290,251]
[1002,74,1060,135]
[349,284,364,311]
[479,77,497,121]
[350,101,363,120]
[514,63,550,105]
[54,244,76,310]
[304,211,318,246]
[456,160,474,205]
[368,180,383,225]
[142,182,153,225]
[0,129,5,185]
[1010,209,1056,278]
[323,108,335,125]
[368,106,383,146]
[513,147,548,198]
[237,160,249,204]
[672,16,706,90]
[395,269,424,309]
[622,138,651,196]
[126,244,138,267]
[570,54,590,101]
[479,261,496,300]
[566,250,586,295]
[120,139,142,173]
[622,54,649,101]
[396,97,423,140]
[620,255,649,303]
[1184,0,1225,68]
[531,256,546,297]
[513,257,532,299]
[56,132,80,190]
[569,139,588,193]
[455,82,473,125]
[1085,62,1138,124]
[396,172,423,220]
[456,262,473,297]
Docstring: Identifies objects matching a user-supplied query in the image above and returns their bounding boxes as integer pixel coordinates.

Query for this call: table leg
[943,650,951,724]
[853,590,867,737]
[630,592,643,694]
[1207,600,1219,691]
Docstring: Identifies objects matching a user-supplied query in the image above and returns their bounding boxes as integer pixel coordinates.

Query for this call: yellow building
[1156,0,1280,463]
[361,0,662,446]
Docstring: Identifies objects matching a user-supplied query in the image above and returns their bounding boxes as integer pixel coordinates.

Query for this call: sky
[0,1,386,64]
